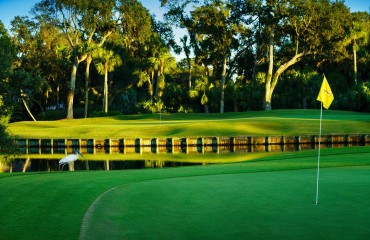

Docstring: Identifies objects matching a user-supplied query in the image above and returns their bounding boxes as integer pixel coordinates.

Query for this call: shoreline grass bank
[8,110,370,139]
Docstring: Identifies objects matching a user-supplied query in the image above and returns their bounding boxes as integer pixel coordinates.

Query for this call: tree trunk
[67,57,79,119]
[84,55,92,118]
[353,40,357,85]
[265,29,274,111]
[265,85,273,111]
[220,57,227,113]
[266,52,306,110]
[187,58,192,91]
[204,104,209,113]
[158,61,165,99]
[22,98,36,121]
[264,24,306,111]
[103,67,108,113]
[233,97,238,112]
[252,30,260,82]
[56,85,60,110]
[153,60,166,101]
[66,51,87,119]
[66,91,74,119]
[155,71,159,100]
[150,70,154,103]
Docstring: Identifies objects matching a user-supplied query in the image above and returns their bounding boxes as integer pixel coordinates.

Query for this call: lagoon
[2,141,367,172]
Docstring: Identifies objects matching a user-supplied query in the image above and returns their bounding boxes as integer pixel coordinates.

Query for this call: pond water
[1,142,367,173]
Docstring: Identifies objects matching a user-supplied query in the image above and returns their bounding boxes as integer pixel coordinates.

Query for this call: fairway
[81,167,370,240]
[8,110,370,139]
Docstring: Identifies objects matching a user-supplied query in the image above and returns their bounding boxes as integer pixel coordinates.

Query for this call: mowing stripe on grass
[79,186,119,240]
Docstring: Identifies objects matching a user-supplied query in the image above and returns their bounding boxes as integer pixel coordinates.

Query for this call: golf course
[1,110,370,239]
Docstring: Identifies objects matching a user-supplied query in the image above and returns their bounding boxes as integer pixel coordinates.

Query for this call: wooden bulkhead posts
[136,138,143,154]
[120,138,125,154]
[106,139,111,154]
[181,138,189,154]
[166,138,174,153]
[64,139,67,154]
[50,139,54,154]
[197,137,204,153]
[214,137,219,153]
[14,134,369,167]
[151,138,158,153]
[25,139,29,154]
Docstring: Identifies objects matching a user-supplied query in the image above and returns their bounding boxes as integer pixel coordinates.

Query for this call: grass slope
[1,147,370,240]
[84,167,370,240]
[8,110,370,139]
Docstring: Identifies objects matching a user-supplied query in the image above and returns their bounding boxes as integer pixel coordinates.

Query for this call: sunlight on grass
[1,147,370,240]
[8,110,369,139]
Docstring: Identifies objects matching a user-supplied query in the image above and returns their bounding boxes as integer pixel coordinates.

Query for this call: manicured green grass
[8,110,370,139]
[1,147,370,240]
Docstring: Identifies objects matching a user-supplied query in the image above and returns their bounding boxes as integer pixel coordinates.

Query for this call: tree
[180,35,192,90]
[189,75,214,113]
[0,21,20,158]
[7,17,50,121]
[93,47,122,113]
[33,0,115,119]
[231,0,351,110]
[0,20,16,121]
[0,97,20,159]
[340,12,369,85]
[38,21,70,112]
[80,0,116,118]
[0,21,16,80]
[148,39,176,102]
[116,0,176,110]
[116,0,156,104]
[116,0,153,57]
[136,33,176,110]
[163,0,252,113]
[189,0,236,113]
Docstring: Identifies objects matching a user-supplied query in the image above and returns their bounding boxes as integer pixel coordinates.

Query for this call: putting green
[1,147,369,240]
[80,166,370,240]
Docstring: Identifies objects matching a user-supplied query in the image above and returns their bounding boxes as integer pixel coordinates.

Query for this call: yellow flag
[317,75,334,109]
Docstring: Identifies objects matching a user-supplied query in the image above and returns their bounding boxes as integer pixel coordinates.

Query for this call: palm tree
[189,75,214,113]
[93,48,122,113]
[342,16,369,85]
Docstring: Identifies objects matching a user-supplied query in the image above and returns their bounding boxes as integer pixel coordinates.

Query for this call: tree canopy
[0,0,369,121]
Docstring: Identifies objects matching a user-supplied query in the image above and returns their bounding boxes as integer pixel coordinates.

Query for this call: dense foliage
[0,0,369,121]
[0,22,19,157]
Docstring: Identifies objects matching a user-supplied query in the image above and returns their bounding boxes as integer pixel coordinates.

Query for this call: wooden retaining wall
[17,134,369,149]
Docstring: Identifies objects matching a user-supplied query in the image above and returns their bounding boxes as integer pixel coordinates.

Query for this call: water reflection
[22,142,335,155]
[1,142,367,173]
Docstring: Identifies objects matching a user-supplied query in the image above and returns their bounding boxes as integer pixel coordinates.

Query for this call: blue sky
[0,0,368,60]
[1,0,368,29]
[0,0,166,29]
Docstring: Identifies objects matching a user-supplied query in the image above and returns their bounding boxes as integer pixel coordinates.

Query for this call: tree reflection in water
[1,142,366,172]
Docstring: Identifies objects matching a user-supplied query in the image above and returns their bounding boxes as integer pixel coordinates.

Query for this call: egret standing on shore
[59,150,84,171]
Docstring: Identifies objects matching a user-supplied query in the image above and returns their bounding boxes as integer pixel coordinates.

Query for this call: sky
[0,0,369,59]
[0,0,167,29]
[1,0,369,29]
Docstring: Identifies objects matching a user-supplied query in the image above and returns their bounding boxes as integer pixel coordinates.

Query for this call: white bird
[59,150,84,171]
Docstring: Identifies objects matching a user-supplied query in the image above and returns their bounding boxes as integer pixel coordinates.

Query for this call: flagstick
[315,102,323,205]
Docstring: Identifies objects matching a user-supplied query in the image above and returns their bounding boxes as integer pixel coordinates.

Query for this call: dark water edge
[1,143,368,173]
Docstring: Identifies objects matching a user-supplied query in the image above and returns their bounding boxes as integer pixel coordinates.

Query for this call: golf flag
[315,75,334,205]
[317,75,334,109]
